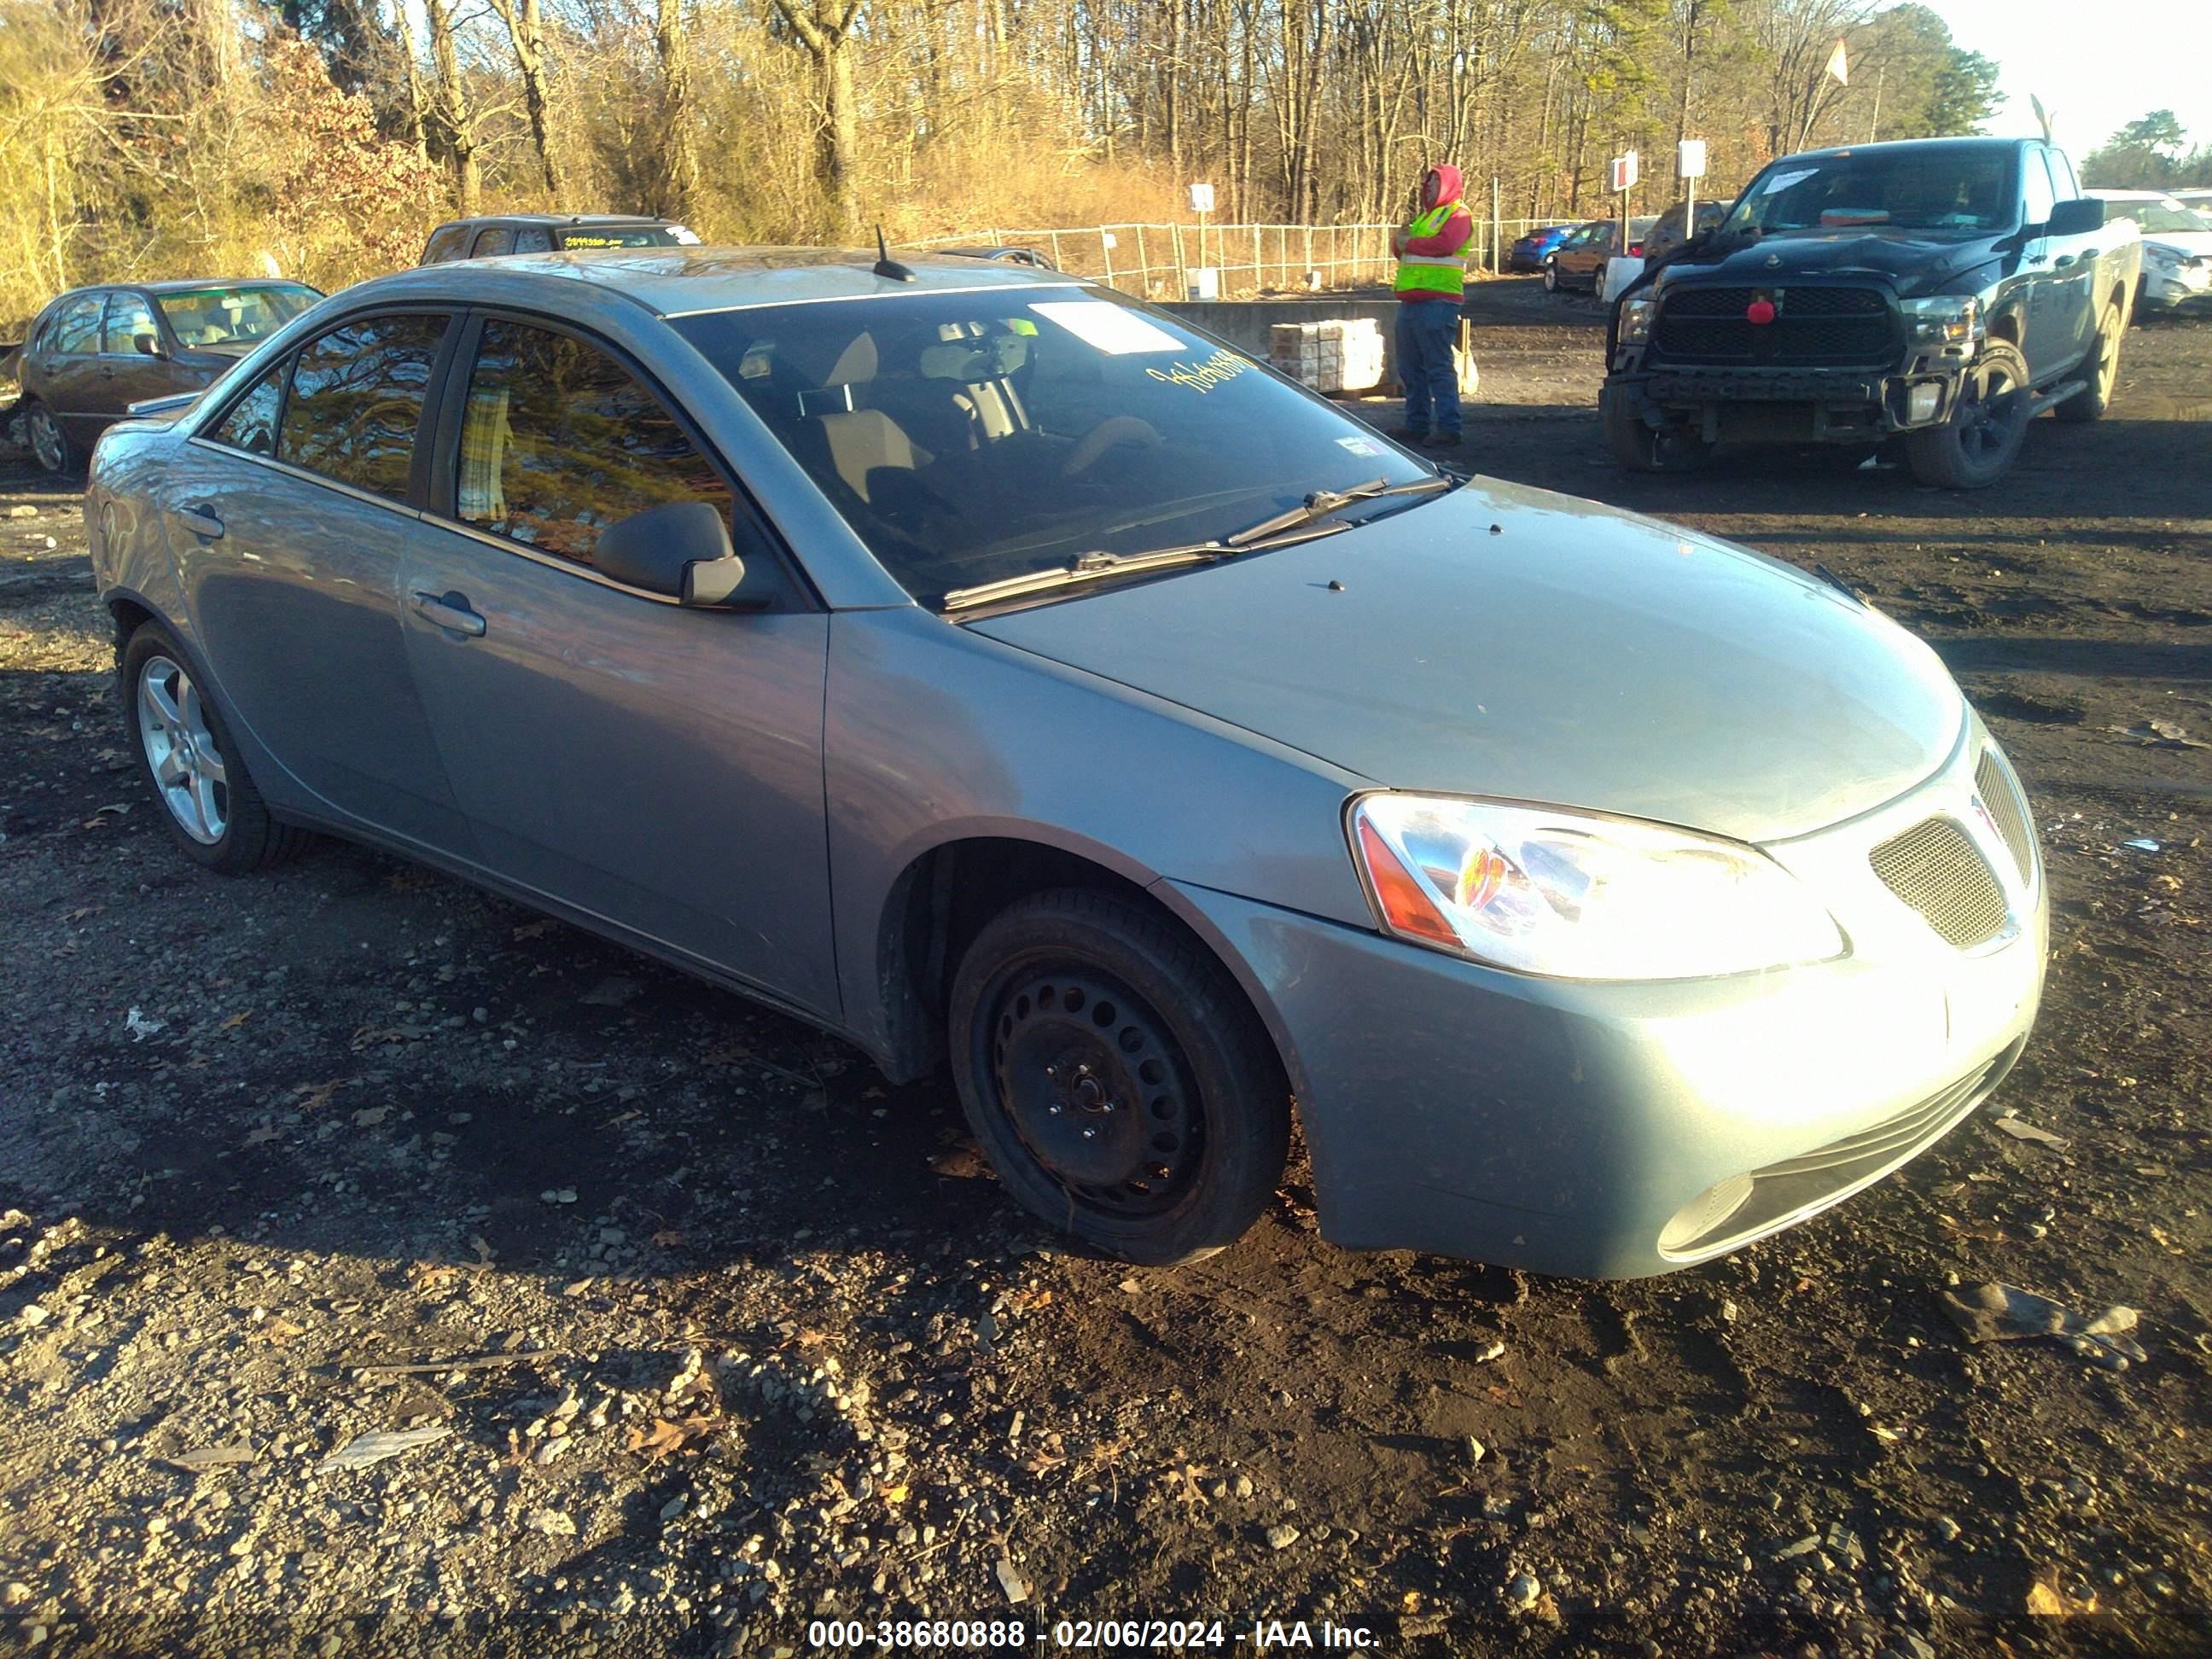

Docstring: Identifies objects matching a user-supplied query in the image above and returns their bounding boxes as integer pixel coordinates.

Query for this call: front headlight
[1618,295,1656,344]
[1348,794,1847,980]
[1900,294,1980,346]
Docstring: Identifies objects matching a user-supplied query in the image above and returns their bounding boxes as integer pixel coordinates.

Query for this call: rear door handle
[410,590,486,637]
[177,504,224,539]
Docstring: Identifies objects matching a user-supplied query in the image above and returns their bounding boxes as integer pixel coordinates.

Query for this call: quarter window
[102,293,159,355]
[279,313,449,499]
[453,319,731,567]
[422,225,469,265]
[49,294,104,355]
[209,364,287,456]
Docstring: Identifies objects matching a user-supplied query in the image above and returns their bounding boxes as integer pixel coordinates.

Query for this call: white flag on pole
[1825,39,1849,85]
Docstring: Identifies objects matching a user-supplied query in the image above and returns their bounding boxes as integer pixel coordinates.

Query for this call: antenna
[873,224,916,282]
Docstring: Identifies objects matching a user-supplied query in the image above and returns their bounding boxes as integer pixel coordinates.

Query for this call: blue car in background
[1507,224,1576,272]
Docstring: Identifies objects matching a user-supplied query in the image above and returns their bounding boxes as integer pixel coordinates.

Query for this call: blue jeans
[1395,301,1462,437]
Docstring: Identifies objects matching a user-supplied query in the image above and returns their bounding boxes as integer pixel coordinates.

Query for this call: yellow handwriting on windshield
[1145,350,1248,393]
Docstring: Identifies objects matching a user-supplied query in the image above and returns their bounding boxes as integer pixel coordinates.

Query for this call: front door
[175,311,474,853]
[396,314,839,1015]
[98,292,172,420]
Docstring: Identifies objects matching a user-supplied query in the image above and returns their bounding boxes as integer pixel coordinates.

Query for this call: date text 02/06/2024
[805,1618,1386,1650]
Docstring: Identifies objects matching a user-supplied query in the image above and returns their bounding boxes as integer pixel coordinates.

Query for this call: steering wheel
[1061,416,1162,478]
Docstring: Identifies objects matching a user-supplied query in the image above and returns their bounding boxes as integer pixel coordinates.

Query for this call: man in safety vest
[1389,162,1476,449]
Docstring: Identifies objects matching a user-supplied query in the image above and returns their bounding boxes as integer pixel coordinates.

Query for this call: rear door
[394,312,838,1013]
[175,310,474,853]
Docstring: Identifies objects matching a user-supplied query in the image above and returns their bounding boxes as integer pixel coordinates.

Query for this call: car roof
[333,244,1091,317]
[38,277,311,308]
[1783,136,2028,162]
[437,214,678,230]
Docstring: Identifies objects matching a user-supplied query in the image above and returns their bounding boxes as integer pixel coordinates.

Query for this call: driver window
[2022,150,2057,230]
[102,293,159,355]
[453,319,731,568]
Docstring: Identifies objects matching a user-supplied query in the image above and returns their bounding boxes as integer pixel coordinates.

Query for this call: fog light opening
[1906,382,1942,423]
[1657,1171,1755,1256]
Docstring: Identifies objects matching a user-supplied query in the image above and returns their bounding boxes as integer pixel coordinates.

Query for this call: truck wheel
[1904,341,2031,490]
[2052,303,2122,423]
[1604,391,1713,474]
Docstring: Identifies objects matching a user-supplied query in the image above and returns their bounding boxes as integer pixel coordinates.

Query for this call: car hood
[1662,230,1994,294]
[2145,231,2212,258]
[968,480,1966,845]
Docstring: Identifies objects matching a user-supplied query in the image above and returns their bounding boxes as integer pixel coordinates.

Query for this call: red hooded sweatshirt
[1399,163,1473,304]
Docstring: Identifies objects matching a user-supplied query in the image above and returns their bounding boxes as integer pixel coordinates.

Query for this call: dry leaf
[242,1124,282,1148]
[253,1315,305,1347]
[649,1227,684,1249]
[407,1262,457,1289]
[63,906,103,923]
[625,1416,715,1463]
[294,1079,349,1111]
[880,1483,909,1505]
[352,1105,389,1127]
[512,919,558,940]
[220,1010,252,1030]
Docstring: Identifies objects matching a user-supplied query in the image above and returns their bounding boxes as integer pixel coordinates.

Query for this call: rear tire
[2052,302,2122,423]
[1604,389,1714,474]
[1904,341,2032,490]
[122,622,313,873]
[24,399,74,476]
[947,888,1290,1266]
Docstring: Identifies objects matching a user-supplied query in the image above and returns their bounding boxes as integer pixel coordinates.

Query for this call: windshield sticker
[1144,348,1250,393]
[1336,435,1382,456]
[1760,168,1819,195]
[1029,301,1184,355]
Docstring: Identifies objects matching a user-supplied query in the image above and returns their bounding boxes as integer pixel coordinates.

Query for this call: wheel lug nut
[1080,1127,1097,1140]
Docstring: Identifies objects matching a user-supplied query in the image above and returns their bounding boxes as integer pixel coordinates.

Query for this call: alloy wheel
[137,655,229,844]
[1957,355,2025,463]
[28,405,65,474]
[984,963,1203,1219]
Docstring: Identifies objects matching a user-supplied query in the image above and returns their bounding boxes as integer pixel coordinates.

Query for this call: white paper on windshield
[1029,302,1183,354]
[1761,168,1819,195]
[1336,435,1382,457]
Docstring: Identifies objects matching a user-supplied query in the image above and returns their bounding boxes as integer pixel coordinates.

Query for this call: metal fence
[910,218,1564,299]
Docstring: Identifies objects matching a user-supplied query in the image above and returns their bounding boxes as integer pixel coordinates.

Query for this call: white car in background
[2090,189,2212,317]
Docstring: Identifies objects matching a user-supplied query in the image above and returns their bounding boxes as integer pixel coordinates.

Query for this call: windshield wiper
[1223,474,1453,547]
[941,542,1240,612]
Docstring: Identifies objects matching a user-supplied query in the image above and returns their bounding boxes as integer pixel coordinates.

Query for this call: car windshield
[673,291,1435,607]
[1720,149,2016,236]
[556,225,688,249]
[2104,201,2206,235]
[155,284,319,347]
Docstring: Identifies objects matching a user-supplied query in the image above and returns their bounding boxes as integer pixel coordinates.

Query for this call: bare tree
[770,0,866,237]
[486,0,560,196]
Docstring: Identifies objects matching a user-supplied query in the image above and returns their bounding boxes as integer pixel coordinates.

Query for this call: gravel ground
[2,298,2209,1658]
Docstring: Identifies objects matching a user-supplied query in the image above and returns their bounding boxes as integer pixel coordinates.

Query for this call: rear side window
[208,364,287,456]
[470,227,516,258]
[453,318,731,567]
[279,313,449,499]
[422,226,469,265]
[102,293,159,354]
[515,227,552,253]
[49,294,104,355]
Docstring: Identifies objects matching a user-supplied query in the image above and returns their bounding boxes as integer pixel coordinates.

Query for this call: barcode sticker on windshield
[1760,168,1819,195]
[1029,302,1184,355]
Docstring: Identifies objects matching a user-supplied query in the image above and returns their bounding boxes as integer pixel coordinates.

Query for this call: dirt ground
[2,287,2208,1659]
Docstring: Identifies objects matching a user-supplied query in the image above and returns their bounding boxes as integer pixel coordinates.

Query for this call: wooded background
[1,0,2199,328]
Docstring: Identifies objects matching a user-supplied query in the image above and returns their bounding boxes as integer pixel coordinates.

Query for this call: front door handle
[2052,253,2075,269]
[410,590,486,637]
[177,504,224,539]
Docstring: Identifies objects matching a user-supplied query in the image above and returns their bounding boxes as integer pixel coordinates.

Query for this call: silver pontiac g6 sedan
[86,248,2046,1275]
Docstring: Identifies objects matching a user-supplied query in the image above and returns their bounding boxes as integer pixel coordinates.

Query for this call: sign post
[1609,150,1640,248]
[1676,138,1707,241]
[1188,183,1215,291]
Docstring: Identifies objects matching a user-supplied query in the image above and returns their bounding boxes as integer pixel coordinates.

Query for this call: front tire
[947,888,1290,1266]
[2052,302,2122,423]
[1904,341,2032,490]
[122,622,312,873]
[24,399,74,476]
[1542,258,1558,294]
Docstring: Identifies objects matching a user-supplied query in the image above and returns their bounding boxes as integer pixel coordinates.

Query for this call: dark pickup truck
[1602,137,2142,488]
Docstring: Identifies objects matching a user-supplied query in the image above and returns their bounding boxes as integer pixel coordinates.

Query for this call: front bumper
[1604,362,1964,442]
[1171,724,2046,1278]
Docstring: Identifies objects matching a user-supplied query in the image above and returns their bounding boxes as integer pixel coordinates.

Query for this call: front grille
[1651,284,1894,368]
[1869,818,2010,948]
[1975,748,2036,887]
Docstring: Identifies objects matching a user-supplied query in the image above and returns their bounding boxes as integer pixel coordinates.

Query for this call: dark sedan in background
[15,279,321,473]
[1506,224,1577,272]
[1545,218,1658,293]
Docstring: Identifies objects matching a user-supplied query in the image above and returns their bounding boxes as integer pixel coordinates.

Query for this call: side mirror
[2046,198,2104,237]
[594,499,748,606]
[133,332,165,358]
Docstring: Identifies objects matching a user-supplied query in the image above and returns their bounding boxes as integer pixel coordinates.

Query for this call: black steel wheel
[948,888,1290,1265]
